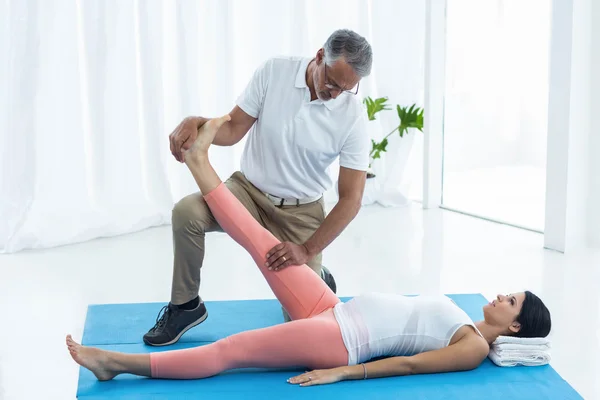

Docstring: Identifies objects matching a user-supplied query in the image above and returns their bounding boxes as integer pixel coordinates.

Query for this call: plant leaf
[369,138,389,160]
[369,102,425,159]
[395,103,424,136]
[364,96,391,121]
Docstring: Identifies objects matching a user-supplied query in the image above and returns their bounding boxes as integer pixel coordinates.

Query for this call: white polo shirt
[236,56,370,200]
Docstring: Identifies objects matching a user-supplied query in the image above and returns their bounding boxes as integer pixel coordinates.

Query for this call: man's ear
[508,321,521,334]
[316,48,324,64]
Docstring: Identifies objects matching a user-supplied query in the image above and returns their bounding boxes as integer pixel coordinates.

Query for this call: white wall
[588,0,600,247]
[544,0,596,252]
[565,0,592,250]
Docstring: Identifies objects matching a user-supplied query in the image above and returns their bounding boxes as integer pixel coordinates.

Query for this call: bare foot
[185,114,231,162]
[66,334,117,381]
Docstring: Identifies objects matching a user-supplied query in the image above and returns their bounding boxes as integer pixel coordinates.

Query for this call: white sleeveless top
[332,293,483,365]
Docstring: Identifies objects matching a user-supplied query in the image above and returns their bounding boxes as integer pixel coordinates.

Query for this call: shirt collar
[295,57,339,110]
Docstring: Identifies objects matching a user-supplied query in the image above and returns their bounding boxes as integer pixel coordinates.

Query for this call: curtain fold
[1,0,425,253]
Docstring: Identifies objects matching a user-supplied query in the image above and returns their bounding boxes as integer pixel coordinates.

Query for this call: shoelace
[150,305,171,332]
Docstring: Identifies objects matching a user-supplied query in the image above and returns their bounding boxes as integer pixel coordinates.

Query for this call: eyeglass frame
[323,63,360,95]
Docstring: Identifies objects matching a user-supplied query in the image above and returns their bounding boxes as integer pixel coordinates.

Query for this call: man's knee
[172,192,215,232]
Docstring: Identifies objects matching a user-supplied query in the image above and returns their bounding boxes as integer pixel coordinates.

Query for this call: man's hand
[287,367,347,387]
[169,107,256,159]
[169,117,205,163]
[265,242,312,271]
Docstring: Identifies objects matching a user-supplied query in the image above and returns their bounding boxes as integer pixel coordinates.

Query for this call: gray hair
[323,29,373,77]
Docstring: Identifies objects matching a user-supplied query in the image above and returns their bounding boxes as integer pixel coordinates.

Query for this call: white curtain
[0,0,425,254]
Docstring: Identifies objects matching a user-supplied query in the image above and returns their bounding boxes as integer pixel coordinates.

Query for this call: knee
[211,336,242,368]
[172,193,212,232]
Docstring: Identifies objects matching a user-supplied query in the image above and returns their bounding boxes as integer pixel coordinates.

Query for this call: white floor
[0,204,598,399]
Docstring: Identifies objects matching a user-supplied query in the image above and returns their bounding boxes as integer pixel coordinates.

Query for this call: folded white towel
[488,348,551,367]
[492,343,551,352]
[492,335,550,346]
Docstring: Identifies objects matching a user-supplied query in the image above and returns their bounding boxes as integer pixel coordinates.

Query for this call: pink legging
[150,183,348,379]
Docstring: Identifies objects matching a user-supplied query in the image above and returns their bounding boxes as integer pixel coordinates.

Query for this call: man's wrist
[302,242,319,259]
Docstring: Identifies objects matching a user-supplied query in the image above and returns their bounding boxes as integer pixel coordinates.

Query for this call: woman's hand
[287,367,347,387]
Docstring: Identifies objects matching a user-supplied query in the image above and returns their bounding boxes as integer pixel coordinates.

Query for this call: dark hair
[514,291,551,338]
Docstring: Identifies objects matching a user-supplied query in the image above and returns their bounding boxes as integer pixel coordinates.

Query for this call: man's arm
[303,166,366,258]
[265,166,366,270]
[188,105,255,145]
[209,105,257,146]
[301,111,370,258]
[170,107,257,162]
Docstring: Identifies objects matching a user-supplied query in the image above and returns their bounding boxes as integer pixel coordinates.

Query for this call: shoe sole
[143,311,208,347]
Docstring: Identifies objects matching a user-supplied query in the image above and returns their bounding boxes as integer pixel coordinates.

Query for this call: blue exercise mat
[77,294,582,399]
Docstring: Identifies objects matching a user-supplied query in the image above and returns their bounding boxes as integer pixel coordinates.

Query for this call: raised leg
[170,177,264,305]
[184,116,339,320]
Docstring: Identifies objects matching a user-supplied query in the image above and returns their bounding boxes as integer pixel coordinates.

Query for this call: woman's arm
[344,333,489,380]
[288,331,488,387]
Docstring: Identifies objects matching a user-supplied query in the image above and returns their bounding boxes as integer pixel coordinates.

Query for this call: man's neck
[305,58,318,101]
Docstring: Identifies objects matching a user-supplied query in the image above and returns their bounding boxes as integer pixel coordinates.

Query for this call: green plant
[363,96,424,170]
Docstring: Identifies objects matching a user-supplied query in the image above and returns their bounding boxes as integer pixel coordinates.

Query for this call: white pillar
[422,0,445,209]
[544,0,592,252]
[589,0,600,247]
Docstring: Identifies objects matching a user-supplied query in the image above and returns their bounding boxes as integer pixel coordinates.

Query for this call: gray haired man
[144,29,373,346]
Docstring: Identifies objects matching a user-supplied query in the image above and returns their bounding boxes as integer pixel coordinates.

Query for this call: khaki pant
[170,171,326,322]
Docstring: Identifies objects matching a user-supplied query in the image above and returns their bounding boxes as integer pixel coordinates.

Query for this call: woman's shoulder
[451,324,489,351]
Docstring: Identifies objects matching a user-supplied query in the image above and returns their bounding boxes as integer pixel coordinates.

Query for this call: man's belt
[264,192,322,206]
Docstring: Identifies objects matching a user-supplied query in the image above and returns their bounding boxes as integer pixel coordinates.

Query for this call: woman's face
[483,292,526,334]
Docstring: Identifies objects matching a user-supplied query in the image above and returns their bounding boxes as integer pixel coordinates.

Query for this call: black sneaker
[143,302,208,346]
[320,265,337,294]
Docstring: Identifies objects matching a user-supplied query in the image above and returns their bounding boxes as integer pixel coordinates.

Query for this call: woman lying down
[67,115,552,387]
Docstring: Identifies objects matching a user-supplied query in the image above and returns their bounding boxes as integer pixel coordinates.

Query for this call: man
[144,29,373,346]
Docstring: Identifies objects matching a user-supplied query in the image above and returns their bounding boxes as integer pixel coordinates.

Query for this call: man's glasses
[324,64,360,95]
